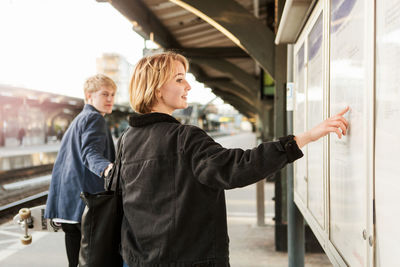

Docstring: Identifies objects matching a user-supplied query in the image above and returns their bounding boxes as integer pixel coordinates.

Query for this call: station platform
[0,132,332,266]
[0,143,60,158]
[0,143,60,171]
[0,183,331,267]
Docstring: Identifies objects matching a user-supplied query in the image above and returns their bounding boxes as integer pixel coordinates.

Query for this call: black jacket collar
[129,112,180,127]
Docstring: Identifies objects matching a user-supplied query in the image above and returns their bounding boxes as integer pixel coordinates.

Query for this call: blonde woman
[120,52,348,267]
[45,74,117,267]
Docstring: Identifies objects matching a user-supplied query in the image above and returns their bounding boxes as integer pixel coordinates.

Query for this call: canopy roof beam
[170,0,276,77]
[105,0,180,48]
[190,63,258,109]
[189,57,259,93]
[171,47,249,58]
[213,88,257,117]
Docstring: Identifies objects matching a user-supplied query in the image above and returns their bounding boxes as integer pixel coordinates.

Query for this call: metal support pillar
[274,43,288,251]
[256,34,266,226]
[287,44,305,267]
[274,0,288,251]
[256,179,265,226]
[43,111,49,144]
[0,106,4,147]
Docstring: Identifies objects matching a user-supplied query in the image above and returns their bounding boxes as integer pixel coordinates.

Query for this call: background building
[96,53,133,106]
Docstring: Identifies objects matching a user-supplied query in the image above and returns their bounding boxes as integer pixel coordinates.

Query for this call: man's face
[87,86,115,115]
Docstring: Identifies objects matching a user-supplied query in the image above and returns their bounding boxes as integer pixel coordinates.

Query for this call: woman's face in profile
[157,60,191,114]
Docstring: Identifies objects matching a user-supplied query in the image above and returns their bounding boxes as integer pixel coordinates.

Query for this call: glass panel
[375,0,400,265]
[307,13,324,228]
[329,0,367,266]
[294,44,307,204]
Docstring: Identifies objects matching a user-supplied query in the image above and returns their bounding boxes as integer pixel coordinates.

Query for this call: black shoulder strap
[105,129,127,191]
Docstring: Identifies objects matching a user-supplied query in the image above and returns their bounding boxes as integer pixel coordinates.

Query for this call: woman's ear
[156,89,162,100]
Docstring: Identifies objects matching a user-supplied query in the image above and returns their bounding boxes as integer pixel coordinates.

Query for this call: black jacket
[120,112,303,267]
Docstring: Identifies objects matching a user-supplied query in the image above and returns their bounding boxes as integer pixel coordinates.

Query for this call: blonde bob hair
[83,74,117,103]
[129,52,189,114]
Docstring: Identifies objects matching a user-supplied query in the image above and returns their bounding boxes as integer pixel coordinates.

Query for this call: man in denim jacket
[45,74,116,267]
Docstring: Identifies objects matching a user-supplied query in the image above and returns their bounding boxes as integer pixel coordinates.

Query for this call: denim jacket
[45,104,115,222]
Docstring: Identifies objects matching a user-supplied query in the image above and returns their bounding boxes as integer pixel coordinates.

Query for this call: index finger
[335,106,350,117]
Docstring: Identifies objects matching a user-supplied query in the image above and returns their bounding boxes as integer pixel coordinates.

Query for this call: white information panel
[306,13,324,228]
[329,0,368,266]
[375,0,400,265]
[294,44,307,205]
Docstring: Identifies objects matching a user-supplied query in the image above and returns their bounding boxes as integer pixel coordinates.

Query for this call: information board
[375,0,400,265]
[306,13,324,228]
[294,44,307,205]
[329,0,368,266]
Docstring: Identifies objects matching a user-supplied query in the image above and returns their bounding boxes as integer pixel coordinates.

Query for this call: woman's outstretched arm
[294,106,350,149]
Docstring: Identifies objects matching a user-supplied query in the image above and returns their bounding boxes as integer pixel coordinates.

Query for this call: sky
[0,0,220,105]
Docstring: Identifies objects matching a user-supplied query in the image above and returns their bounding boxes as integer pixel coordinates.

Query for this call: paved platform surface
[0,143,60,171]
[0,143,60,157]
[0,178,332,267]
[0,212,332,267]
[228,218,332,267]
[0,132,332,266]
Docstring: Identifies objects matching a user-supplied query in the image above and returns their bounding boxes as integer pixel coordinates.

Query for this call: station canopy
[100,0,279,119]
[0,84,129,114]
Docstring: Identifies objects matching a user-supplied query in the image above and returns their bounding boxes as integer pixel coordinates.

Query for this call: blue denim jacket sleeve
[80,112,111,177]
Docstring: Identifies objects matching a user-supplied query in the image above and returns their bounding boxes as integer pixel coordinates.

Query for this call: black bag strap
[106,129,127,192]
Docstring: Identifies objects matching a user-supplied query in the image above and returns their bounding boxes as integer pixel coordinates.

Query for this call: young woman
[120,52,348,267]
[45,74,117,267]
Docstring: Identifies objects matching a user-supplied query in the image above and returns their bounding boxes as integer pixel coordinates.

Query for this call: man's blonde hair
[83,74,117,102]
[129,52,189,113]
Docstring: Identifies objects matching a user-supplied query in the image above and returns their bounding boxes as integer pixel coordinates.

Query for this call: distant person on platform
[18,127,25,146]
[44,74,116,267]
[113,123,120,138]
[56,128,64,141]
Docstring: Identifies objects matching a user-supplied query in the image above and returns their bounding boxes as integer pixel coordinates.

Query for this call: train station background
[1,0,399,266]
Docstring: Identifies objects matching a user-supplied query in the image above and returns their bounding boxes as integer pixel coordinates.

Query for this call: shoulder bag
[78,133,125,267]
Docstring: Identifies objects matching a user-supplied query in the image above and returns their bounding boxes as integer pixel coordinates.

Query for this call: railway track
[0,165,53,224]
[0,164,53,183]
[0,191,48,224]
